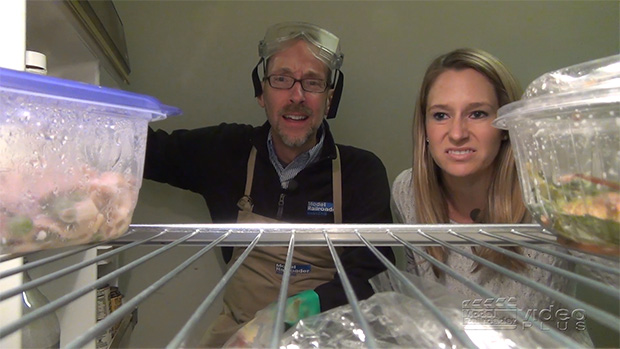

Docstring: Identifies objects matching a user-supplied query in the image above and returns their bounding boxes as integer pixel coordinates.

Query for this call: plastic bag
[281,291,459,348]
[280,271,569,348]
[222,303,277,348]
[223,290,320,348]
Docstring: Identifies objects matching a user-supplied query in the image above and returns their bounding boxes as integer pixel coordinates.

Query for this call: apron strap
[237,146,257,211]
[245,146,257,197]
[332,146,342,223]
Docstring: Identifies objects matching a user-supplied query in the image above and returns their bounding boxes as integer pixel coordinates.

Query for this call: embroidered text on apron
[201,146,343,347]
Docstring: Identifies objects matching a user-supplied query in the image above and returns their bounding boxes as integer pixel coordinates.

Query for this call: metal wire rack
[1,223,618,348]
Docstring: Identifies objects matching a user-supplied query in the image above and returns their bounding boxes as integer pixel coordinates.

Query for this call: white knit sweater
[391,168,599,346]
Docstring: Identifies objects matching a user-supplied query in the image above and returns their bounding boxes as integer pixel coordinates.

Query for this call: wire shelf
[1,223,618,348]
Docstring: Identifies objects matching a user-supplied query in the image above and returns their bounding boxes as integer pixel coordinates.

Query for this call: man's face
[257,40,332,153]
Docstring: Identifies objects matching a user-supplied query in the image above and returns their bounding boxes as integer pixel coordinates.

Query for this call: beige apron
[201,146,343,347]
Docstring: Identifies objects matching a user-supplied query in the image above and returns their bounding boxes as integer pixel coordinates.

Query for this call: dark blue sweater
[144,120,395,311]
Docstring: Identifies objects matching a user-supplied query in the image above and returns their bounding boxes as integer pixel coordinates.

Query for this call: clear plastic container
[0,67,181,254]
[494,55,620,255]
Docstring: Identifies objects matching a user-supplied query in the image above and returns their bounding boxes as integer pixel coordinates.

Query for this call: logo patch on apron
[307,201,334,216]
[275,263,311,276]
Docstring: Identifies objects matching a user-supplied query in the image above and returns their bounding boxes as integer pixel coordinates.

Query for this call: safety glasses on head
[252,22,345,119]
[259,22,343,71]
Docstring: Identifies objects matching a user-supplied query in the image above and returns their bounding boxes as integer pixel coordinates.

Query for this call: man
[144,22,394,346]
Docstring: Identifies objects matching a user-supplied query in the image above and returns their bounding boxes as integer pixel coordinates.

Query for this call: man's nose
[289,80,306,103]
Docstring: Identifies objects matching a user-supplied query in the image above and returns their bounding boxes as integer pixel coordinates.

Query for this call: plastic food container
[0,67,181,254]
[494,55,620,255]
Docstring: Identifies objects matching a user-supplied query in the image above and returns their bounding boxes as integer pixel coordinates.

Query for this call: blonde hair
[411,48,531,276]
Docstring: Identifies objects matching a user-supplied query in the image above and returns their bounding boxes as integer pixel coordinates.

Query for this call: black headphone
[251,58,344,120]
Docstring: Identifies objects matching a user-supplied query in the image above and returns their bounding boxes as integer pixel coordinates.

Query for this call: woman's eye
[432,112,448,120]
[471,110,489,119]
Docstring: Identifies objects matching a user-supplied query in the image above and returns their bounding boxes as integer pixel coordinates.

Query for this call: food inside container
[494,55,620,255]
[0,67,181,254]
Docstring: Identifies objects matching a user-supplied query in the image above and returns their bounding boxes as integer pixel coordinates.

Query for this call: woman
[392,48,593,346]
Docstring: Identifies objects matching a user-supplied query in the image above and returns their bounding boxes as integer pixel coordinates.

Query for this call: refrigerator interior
[2,1,619,348]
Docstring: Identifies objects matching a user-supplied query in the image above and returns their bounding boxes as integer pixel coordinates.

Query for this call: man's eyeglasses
[264,75,328,93]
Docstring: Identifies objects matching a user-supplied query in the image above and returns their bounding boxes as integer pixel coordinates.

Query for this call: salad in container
[0,67,181,254]
[494,55,620,255]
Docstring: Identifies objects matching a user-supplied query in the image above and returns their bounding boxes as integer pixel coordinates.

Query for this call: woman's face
[425,68,503,182]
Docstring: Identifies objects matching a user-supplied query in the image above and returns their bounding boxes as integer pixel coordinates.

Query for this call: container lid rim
[493,86,620,129]
[0,67,182,121]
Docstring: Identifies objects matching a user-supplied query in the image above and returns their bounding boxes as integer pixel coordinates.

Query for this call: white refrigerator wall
[76,1,620,348]
[0,2,26,346]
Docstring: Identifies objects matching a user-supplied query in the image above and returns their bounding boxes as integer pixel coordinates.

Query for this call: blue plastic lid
[0,67,182,121]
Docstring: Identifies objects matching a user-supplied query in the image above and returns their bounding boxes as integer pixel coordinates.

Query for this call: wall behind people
[114,1,618,224]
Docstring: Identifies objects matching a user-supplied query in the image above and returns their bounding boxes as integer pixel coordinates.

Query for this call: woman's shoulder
[392,168,413,195]
[392,168,414,204]
[391,168,416,223]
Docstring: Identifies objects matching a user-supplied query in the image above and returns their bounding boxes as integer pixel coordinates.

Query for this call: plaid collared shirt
[267,126,325,189]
